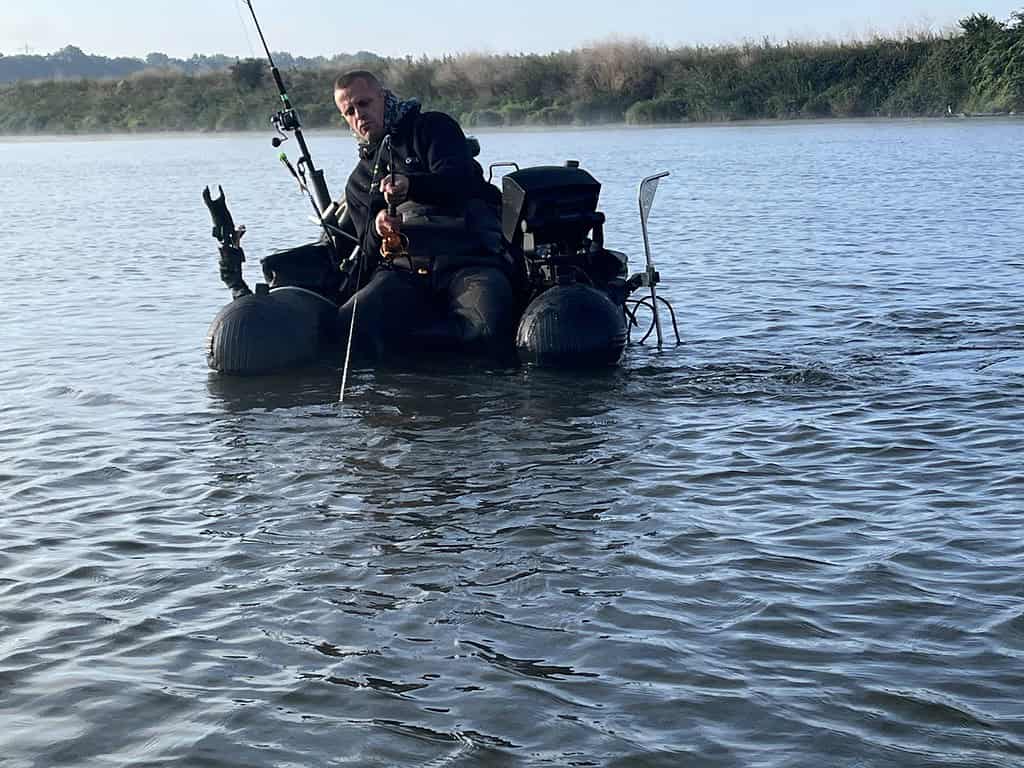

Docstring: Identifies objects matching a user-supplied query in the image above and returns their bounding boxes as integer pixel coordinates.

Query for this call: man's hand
[379,173,410,206]
[375,208,402,237]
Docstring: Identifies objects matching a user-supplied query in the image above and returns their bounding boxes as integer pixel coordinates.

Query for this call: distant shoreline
[2,113,1019,142]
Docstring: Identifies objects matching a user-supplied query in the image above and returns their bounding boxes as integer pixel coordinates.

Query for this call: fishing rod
[378,136,409,265]
[243,0,332,215]
[278,151,357,246]
[243,0,362,301]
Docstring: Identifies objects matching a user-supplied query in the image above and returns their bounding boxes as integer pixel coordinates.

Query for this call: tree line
[0,44,382,84]
[1,11,1021,135]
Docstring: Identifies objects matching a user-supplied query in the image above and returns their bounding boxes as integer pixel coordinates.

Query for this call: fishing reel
[380,230,409,260]
[270,107,300,146]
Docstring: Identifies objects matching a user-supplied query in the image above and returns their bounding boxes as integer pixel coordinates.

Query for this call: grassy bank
[1,11,1021,135]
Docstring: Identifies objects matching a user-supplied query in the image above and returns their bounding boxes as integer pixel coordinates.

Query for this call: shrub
[625,97,689,124]
[500,103,528,125]
[525,106,573,125]
[462,109,504,127]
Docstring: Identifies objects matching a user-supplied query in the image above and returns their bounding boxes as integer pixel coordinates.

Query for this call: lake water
[2,119,1023,767]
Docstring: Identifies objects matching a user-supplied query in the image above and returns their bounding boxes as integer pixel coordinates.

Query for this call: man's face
[334,78,386,143]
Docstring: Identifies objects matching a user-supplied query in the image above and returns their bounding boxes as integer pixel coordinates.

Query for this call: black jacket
[343,105,504,279]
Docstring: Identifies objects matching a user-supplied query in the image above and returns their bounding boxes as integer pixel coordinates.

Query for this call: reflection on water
[2,120,1024,767]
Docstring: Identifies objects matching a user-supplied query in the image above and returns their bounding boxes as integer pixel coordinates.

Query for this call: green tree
[230,58,265,89]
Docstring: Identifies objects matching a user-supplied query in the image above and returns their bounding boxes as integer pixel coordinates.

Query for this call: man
[332,70,515,361]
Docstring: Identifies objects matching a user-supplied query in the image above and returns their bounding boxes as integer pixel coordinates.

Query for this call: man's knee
[446,267,516,345]
[337,270,432,358]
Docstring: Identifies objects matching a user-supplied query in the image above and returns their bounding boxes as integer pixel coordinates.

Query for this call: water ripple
[3,122,1024,766]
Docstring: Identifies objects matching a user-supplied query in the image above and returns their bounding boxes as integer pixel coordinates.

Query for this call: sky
[0,0,1020,60]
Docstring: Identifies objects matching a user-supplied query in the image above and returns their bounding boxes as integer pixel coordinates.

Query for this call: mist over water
[2,119,1023,767]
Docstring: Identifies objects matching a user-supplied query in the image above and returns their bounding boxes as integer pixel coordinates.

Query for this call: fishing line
[233,0,259,58]
[339,294,358,403]
[339,135,395,403]
[339,235,368,403]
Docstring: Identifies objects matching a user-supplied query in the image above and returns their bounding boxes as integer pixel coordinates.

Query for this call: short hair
[333,70,384,92]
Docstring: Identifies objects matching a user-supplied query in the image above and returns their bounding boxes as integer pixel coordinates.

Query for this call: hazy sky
[1,0,1019,59]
